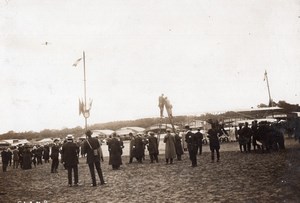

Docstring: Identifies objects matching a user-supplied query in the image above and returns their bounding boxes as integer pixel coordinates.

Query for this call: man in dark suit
[61,135,79,187]
[195,128,203,155]
[82,130,106,187]
[185,126,198,167]
[51,139,60,173]
[1,148,10,172]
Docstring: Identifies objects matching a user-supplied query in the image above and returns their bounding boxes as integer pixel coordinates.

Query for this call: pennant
[73,58,82,67]
[263,70,267,81]
[88,99,93,111]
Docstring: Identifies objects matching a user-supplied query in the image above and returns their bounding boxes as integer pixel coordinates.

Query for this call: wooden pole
[265,70,273,107]
[83,51,88,131]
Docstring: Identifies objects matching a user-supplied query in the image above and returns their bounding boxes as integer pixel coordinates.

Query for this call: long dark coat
[195,131,203,146]
[147,136,158,155]
[43,146,50,160]
[1,150,10,164]
[185,131,198,152]
[61,142,79,167]
[22,149,32,170]
[207,129,220,150]
[108,138,122,166]
[82,137,101,164]
[164,133,176,159]
[133,137,144,159]
[174,134,183,156]
[51,145,60,160]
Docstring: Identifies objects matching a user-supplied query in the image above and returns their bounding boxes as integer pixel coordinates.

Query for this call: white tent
[38,138,54,145]
[146,124,179,131]
[115,129,138,136]
[120,127,145,133]
[4,139,30,146]
[92,129,115,137]
[79,129,115,140]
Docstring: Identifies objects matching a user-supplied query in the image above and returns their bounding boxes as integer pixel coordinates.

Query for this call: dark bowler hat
[86,130,92,137]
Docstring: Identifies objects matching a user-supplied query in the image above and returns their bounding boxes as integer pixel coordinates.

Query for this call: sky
[0,0,299,134]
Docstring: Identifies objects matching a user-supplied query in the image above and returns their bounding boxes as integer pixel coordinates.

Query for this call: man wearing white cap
[61,135,80,187]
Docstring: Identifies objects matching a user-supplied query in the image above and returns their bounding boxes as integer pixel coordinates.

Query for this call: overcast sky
[0,0,299,134]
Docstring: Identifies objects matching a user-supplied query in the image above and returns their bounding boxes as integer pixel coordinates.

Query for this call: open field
[0,138,299,203]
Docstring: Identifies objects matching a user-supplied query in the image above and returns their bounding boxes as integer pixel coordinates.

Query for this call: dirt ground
[0,138,299,203]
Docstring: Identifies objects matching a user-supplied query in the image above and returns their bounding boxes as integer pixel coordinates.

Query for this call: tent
[38,138,54,145]
[4,139,30,147]
[119,127,145,133]
[92,129,115,137]
[145,124,179,133]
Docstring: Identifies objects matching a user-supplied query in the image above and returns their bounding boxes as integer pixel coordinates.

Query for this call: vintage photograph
[0,0,299,202]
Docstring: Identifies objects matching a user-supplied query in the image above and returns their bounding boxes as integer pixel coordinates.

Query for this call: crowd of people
[236,120,286,153]
[1,143,51,172]
[1,119,296,187]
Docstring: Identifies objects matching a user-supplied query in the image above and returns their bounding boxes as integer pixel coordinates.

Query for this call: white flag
[73,58,82,67]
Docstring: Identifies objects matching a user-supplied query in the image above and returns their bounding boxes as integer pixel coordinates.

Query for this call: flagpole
[265,70,273,107]
[83,51,88,131]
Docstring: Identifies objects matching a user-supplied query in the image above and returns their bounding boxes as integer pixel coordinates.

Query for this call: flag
[73,58,82,67]
[263,70,267,81]
[88,99,93,111]
[79,99,85,115]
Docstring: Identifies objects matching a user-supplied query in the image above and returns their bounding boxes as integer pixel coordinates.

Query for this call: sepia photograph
[0,0,300,202]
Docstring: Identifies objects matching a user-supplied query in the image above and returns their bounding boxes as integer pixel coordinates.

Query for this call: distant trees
[257,100,300,112]
[277,100,300,112]
[257,103,269,108]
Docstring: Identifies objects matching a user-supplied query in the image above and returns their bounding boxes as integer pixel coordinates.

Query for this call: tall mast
[264,70,273,107]
[83,51,88,130]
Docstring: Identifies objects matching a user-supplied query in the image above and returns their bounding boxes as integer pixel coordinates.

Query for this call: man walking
[61,135,79,187]
[82,130,106,187]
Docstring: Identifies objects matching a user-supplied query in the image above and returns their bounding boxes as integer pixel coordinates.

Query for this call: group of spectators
[236,120,286,153]
[1,144,50,172]
[1,119,298,187]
